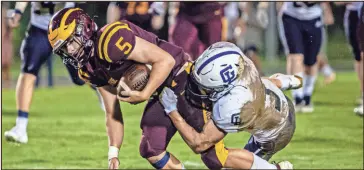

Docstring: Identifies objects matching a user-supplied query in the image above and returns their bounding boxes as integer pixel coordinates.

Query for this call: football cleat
[269,73,303,90]
[294,103,303,113]
[324,72,336,85]
[274,161,293,169]
[4,126,28,144]
[289,75,303,90]
[301,104,314,113]
[354,105,363,117]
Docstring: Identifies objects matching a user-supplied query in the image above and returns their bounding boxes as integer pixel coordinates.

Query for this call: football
[117,63,151,97]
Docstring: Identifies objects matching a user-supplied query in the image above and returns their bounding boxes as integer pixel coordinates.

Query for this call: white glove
[256,9,269,29]
[159,87,178,115]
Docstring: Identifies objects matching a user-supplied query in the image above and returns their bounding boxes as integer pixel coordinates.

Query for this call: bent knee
[139,135,166,160]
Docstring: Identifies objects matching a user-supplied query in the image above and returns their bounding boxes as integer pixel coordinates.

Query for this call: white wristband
[108,146,119,160]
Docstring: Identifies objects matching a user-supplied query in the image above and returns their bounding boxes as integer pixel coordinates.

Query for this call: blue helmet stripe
[196,51,241,75]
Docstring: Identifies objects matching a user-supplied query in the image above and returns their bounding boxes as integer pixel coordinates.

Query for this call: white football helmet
[190,42,244,101]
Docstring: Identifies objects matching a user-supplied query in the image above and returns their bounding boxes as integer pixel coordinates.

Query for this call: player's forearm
[321,3,333,16]
[169,110,211,153]
[15,2,28,13]
[143,55,175,98]
[12,2,28,22]
[105,112,124,148]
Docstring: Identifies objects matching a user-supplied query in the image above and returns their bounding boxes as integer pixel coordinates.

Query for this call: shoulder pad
[96,21,135,63]
[212,86,253,132]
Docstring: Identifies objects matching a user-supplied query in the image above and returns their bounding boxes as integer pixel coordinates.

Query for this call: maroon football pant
[139,66,229,169]
[169,15,227,60]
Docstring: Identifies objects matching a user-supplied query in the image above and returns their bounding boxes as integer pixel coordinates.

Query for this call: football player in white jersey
[159,42,301,169]
[278,2,327,113]
[354,2,364,116]
[223,2,267,76]
[3,2,105,144]
[335,2,363,116]
[317,2,336,85]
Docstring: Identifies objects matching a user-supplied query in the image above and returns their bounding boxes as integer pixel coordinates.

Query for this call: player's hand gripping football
[117,90,149,105]
[159,87,178,115]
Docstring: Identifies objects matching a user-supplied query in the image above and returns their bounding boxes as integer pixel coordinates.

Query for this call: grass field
[1,72,363,169]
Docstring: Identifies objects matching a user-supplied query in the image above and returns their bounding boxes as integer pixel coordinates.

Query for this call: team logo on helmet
[220,65,237,84]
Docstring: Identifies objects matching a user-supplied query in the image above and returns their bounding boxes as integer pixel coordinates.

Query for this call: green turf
[2,72,363,169]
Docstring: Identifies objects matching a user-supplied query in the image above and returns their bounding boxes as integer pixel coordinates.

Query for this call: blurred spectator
[317,2,336,85]
[106,2,167,38]
[35,57,53,88]
[335,2,363,115]
[225,2,268,75]
[355,2,363,116]
[278,2,326,113]
[2,2,14,88]
[3,2,91,145]
[169,2,226,60]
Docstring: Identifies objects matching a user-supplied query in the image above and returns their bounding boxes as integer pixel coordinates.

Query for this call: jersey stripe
[98,21,122,61]
[102,24,132,62]
[221,17,228,41]
[202,108,229,166]
[215,140,229,166]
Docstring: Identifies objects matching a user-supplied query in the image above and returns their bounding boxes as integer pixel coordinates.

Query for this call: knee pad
[139,135,165,159]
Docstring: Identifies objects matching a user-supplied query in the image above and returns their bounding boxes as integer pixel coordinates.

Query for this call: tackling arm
[169,110,226,153]
[159,88,226,153]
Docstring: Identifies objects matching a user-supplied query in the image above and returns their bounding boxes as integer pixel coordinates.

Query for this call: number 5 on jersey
[116,36,132,55]
[98,22,134,62]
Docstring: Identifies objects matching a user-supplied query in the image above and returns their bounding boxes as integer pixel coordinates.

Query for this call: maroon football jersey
[78,20,189,89]
[113,2,153,31]
[178,2,223,23]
